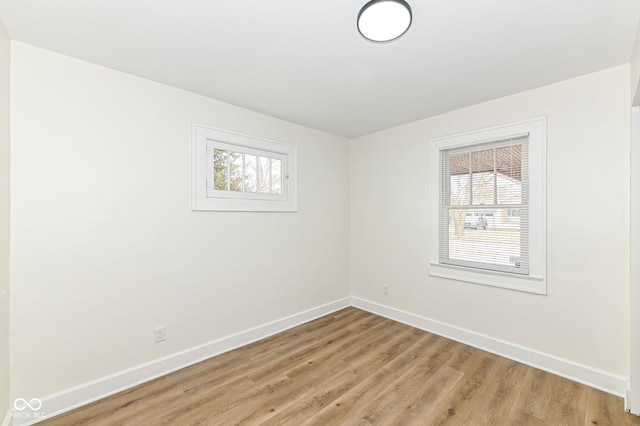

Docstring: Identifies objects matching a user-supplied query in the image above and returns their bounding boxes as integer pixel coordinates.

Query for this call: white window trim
[429,117,547,294]
[192,124,298,212]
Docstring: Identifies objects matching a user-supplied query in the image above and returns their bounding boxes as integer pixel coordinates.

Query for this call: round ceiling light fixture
[357,0,412,43]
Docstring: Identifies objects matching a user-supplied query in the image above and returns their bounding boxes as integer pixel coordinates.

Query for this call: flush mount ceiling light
[357,0,412,43]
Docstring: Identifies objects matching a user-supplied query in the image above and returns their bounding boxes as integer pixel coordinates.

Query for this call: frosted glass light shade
[357,0,412,43]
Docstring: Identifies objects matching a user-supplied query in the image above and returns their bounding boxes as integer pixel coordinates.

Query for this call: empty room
[2,0,640,425]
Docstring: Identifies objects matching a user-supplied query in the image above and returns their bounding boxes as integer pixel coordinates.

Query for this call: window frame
[193,124,298,212]
[439,136,529,276]
[429,117,547,294]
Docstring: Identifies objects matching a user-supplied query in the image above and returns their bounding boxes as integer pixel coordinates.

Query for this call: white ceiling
[1,0,639,138]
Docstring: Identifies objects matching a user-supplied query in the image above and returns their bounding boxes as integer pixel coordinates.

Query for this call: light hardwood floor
[41,307,640,425]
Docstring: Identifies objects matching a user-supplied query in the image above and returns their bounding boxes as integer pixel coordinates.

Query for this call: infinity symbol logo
[14,398,42,411]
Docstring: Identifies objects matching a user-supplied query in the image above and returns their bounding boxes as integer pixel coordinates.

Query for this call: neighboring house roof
[449,142,523,182]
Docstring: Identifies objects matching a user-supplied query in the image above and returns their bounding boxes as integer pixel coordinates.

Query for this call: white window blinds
[439,135,529,275]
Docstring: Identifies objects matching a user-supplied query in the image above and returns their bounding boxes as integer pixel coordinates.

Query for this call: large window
[193,125,297,212]
[441,137,528,274]
[429,118,546,294]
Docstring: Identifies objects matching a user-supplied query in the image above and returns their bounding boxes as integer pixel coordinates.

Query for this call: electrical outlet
[154,326,166,343]
[384,285,389,296]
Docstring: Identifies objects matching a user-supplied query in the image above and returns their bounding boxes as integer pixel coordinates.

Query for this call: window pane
[471,149,495,205]
[258,156,270,194]
[229,152,243,192]
[449,153,470,205]
[496,145,522,204]
[447,208,523,268]
[449,152,469,175]
[471,148,494,173]
[472,171,495,205]
[213,149,228,190]
[271,159,282,194]
[244,155,257,193]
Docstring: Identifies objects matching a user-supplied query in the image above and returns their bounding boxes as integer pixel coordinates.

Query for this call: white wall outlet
[154,326,166,343]
[384,285,389,296]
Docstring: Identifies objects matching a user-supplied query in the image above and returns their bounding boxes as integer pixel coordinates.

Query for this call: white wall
[9,42,350,399]
[630,14,640,409]
[632,20,640,106]
[351,65,631,377]
[630,107,640,413]
[0,18,10,424]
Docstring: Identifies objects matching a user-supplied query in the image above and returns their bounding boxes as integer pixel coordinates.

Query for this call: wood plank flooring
[40,308,640,425]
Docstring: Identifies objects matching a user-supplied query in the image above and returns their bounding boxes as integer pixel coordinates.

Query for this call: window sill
[429,261,546,295]
[193,197,297,212]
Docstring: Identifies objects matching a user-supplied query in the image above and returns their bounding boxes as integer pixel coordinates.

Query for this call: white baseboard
[12,298,350,426]
[626,389,640,416]
[351,297,628,398]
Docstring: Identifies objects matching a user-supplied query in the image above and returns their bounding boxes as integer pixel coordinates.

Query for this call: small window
[429,118,546,294]
[209,142,285,199]
[193,125,297,211]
